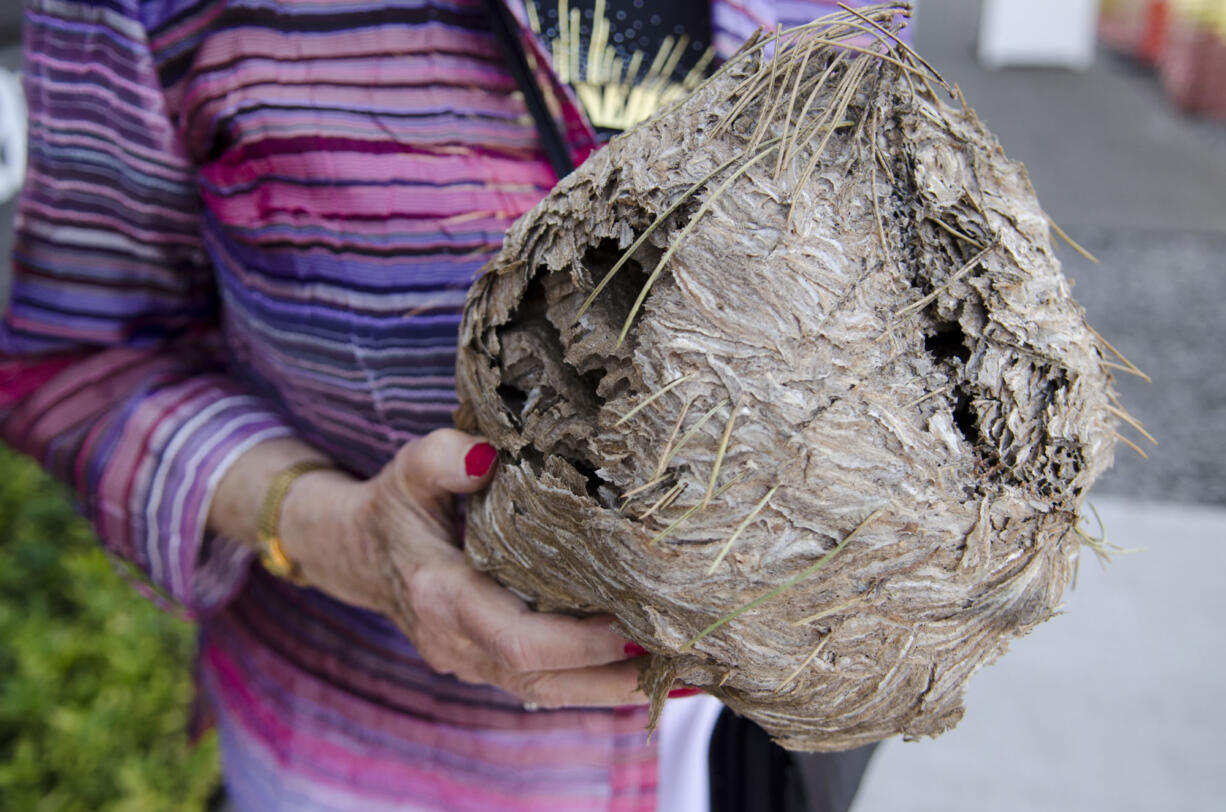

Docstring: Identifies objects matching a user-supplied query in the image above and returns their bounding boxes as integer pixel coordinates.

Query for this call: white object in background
[0,67,26,205]
[978,0,1101,70]
[656,694,724,812]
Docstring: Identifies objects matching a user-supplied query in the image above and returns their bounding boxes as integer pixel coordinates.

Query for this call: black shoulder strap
[482,0,575,179]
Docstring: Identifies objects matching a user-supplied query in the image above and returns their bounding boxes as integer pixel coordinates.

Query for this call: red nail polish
[465,443,497,477]
[624,642,649,658]
[668,686,703,699]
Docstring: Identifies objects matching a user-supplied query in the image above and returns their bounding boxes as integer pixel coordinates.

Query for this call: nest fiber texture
[456,4,1125,751]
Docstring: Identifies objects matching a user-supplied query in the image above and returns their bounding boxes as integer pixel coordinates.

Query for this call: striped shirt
[0,1,897,809]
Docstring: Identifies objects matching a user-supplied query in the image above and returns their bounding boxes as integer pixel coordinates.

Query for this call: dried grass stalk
[455,2,1124,751]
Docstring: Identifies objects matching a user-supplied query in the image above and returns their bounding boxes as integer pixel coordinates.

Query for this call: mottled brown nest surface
[456,3,1138,751]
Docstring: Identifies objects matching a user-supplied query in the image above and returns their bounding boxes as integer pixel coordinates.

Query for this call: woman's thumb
[396,428,498,509]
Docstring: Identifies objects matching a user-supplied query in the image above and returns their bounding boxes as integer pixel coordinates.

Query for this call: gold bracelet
[257,460,334,584]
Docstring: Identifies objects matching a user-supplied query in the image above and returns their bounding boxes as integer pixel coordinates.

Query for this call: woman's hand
[276,429,648,709]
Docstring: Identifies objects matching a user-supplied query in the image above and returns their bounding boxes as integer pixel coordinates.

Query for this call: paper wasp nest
[456,4,1125,750]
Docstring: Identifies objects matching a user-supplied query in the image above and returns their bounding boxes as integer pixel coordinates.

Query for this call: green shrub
[0,445,221,812]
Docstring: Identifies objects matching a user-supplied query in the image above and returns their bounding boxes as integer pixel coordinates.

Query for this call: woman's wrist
[209,437,334,545]
[278,468,385,611]
[207,436,386,609]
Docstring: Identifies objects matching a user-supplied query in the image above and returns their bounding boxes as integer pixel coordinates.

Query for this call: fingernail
[668,686,703,699]
[624,641,649,658]
[465,443,498,478]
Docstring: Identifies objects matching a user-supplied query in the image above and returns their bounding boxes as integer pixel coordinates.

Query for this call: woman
[0,0,888,808]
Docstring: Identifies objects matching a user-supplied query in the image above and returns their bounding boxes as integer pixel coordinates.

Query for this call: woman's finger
[456,575,632,672]
[508,660,647,709]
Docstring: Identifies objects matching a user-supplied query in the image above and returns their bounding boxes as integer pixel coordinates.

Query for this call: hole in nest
[599,374,632,403]
[570,457,609,503]
[925,321,971,365]
[495,270,621,506]
[494,273,553,423]
[1042,372,1067,407]
[951,386,980,448]
[580,236,653,334]
[496,382,528,425]
[581,368,605,398]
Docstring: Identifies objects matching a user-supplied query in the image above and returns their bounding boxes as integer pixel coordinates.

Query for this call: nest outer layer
[455,7,1119,752]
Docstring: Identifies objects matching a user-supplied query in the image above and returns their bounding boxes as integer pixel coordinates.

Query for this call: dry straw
[456,2,1148,750]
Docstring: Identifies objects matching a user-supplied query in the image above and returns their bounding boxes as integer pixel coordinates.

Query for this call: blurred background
[0,0,1222,810]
